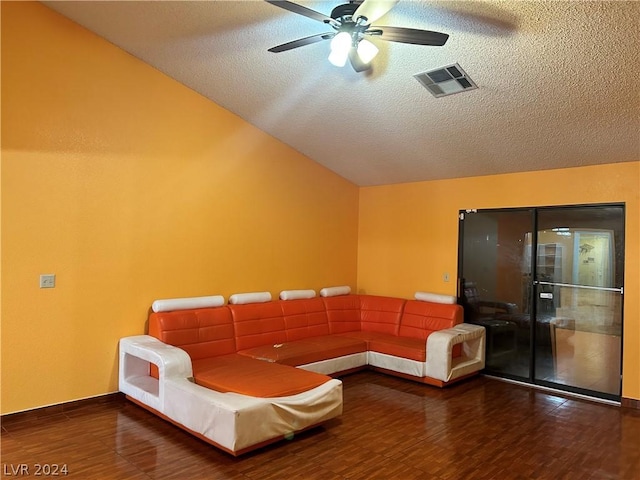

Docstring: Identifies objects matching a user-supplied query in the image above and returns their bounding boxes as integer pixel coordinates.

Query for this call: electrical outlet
[40,274,56,288]
[443,272,450,282]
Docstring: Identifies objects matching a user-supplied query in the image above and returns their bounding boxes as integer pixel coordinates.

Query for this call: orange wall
[357,162,640,400]
[0,2,359,414]
[2,2,638,414]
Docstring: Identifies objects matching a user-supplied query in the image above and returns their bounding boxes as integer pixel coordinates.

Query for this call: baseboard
[484,375,622,406]
[0,392,125,422]
[621,397,640,409]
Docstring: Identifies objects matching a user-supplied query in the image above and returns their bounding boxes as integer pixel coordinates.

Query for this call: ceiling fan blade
[353,0,399,24]
[265,1,333,24]
[371,26,449,46]
[268,33,334,53]
[348,47,371,73]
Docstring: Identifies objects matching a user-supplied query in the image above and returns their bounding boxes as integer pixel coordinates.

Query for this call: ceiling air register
[414,63,478,98]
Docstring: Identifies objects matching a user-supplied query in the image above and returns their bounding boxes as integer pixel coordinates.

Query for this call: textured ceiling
[43,1,640,186]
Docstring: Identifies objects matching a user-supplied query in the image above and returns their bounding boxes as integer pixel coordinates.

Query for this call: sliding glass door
[458,204,624,400]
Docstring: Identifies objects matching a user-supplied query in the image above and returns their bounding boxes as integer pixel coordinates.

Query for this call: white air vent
[414,63,477,98]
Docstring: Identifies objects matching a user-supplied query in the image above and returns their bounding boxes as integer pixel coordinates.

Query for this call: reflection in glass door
[459,209,534,380]
[459,204,624,401]
[534,206,624,399]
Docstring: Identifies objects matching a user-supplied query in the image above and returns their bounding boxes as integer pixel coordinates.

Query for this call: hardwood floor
[2,372,639,479]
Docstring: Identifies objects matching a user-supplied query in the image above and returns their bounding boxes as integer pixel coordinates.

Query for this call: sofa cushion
[334,330,387,346]
[399,300,463,340]
[151,295,225,313]
[414,292,456,304]
[319,285,351,297]
[280,298,330,341]
[237,335,367,367]
[229,291,272,304]
[192,354,332,397]
[338,331,427,362]
[279,289,316,300]
[359,295,405,335]
[323,295,361,334]
[148,307,236,360]
[229,302,287,350]
[368,334,428,362]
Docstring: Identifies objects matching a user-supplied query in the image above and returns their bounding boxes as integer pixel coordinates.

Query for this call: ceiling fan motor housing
[330,2,360,22]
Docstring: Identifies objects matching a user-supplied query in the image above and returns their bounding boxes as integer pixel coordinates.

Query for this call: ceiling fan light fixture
[328,31,351,67]
[266,1,450,73]
[328,48,349,67]
[357,38,378,64]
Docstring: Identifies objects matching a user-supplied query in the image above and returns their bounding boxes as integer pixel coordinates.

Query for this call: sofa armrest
[119,335,193,411]
[425,324,485,382]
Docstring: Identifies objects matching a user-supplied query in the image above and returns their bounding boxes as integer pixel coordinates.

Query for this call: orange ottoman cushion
[192,354,332,398]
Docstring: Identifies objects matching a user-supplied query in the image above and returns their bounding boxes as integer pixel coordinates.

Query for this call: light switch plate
[40,274,56,288]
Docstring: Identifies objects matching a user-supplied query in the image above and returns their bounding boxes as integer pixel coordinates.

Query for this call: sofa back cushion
[229,302,287,350]
[148,307,236,360]
[359,295,405,335]
[323,295,362,334]
[280,298,330,341]
[399,300,463,340]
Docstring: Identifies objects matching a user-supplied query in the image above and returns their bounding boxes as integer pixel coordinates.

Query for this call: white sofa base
[119,324,485,454]
[119,336,343,455]
[298,352,367,375]
[368,351,426,377]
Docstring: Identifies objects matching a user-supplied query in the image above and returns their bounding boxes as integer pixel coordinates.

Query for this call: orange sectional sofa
[119,291,485,455]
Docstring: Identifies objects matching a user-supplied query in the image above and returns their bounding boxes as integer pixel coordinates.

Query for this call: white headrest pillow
[151,295,225,313]
[319,286,351,297]
[414,291,457,304]
[279,289,316,300]
[229,291,272,305]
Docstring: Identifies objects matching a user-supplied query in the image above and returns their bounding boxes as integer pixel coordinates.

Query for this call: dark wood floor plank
[2,372,639,479]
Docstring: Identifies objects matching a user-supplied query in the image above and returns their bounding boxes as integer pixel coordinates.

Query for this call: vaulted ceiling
[43,1,640,186]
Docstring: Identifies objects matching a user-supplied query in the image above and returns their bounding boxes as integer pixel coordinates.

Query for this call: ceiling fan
[266,0,449,72]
